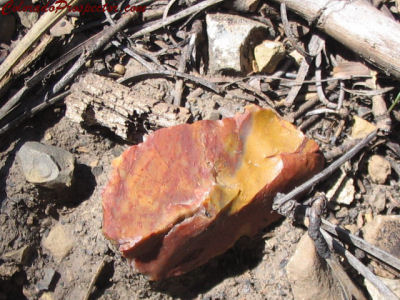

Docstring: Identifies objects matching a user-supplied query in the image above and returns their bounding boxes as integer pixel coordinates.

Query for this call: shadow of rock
[38,163,97,209]
[151,234,266,299]
[92,260,115,300]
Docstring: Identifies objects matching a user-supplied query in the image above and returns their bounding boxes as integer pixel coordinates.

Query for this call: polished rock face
[102,106,324,280]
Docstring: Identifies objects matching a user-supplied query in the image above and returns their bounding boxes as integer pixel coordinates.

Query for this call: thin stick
[102,0,116,25]
[325,256,367,300]
[0,91,70,136]
[272,130,378,210]
[0,0,81,86]
[315,51,337,109]
[0,34,53,95]
[337,81,345,110]
[0,86,29,122]
[305,108,340,117]
[111,40,156,71]
[280,3,311,57]
[129,0,224,39]
[52,11,139,94]
[321,219,400,272]
[284,34,324,106]
[293,81,338,119]
[163,0,179,23]
[83,257,110,300]
[173,39,191,106]
[119,70,221,93]
[321,229,399,300]
[25,32,102,88]
[284,55,310,106]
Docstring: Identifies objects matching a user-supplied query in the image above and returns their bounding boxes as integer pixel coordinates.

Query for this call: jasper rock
[16,142,75,189]
[102,106,324,280]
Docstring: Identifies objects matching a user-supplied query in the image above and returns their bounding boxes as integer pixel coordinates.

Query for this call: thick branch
[273,0,400,79]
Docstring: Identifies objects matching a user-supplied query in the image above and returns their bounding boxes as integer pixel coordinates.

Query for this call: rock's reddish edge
[102,106,324,280]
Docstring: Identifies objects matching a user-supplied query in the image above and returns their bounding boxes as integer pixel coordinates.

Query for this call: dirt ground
[1,1,400,299]
[1,73,399,299]
[0,101,309,299]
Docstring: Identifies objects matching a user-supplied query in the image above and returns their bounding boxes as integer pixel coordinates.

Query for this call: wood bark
[273,0,400,79]
[65,74,191,142]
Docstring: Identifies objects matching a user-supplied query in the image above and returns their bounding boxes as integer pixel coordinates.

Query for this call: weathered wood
[273,0,400,79]
[65,74,191,141]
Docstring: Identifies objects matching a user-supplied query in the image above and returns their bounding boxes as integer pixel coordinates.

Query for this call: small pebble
[368,155,391,184]
[113,64,126,75]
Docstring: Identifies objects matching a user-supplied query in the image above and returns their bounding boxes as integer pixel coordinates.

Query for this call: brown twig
[285,34,324,106]
[0,0,81,89]
[321,229,399,300]
[321,219,400,272]
[83,257,111,300]
[315,51,337,109]
[343,86,394,96]
[372,83,391,134]
[172,20,202,106]
[119,70,221,93]
[25,32,102,88]
[273,130,378,210]
[305,108,339,117]
[293,81,338,120]
[280,3,311,58]
[0,91,70,136]
[111,40,157,71]
[52,11,139,94]
[129,0,224,39]
[337,81,345,110]
[299,115,320,131]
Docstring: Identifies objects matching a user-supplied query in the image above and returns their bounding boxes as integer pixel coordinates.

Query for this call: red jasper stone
[102,106,324,280]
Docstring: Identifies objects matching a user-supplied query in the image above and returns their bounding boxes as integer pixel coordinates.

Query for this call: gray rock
[365,184,387,213]
[206,13,269,74]
[17,142,75,189]
[36,268,56,292]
